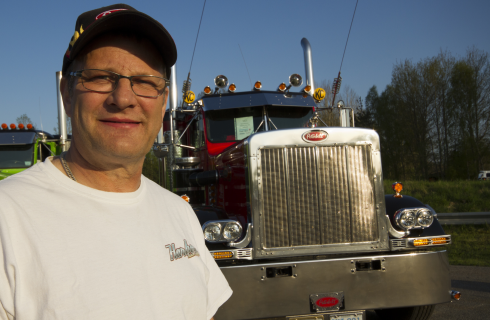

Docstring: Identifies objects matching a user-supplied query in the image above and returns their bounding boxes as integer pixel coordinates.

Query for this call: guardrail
[437,212,490,225]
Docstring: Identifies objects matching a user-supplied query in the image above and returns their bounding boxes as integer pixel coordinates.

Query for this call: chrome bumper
[215,251,451,320]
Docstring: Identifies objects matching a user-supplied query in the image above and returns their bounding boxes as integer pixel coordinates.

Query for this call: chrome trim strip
[284,147,293,246]
[385,215,409,238]
[228,223,253,248]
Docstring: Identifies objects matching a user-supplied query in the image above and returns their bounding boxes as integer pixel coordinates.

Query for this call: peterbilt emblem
[316,297,339,308]
[302,130,328,142]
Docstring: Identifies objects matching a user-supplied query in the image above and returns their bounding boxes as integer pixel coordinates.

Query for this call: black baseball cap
[62,4,177,78]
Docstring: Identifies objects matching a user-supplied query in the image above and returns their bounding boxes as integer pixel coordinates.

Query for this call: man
[0,4,231,320]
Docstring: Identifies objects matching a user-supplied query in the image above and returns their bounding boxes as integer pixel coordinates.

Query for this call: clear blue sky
[1,0,489,133]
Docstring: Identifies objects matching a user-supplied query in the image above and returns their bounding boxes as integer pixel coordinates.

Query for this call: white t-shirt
[0,158,232,320]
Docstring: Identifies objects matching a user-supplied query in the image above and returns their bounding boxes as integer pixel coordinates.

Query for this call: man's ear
[60,77,73,118]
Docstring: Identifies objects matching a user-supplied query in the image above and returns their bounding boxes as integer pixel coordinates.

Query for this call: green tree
[16,114,33,126]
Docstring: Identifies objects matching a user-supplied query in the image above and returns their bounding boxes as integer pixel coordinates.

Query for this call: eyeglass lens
[79,69,166,97]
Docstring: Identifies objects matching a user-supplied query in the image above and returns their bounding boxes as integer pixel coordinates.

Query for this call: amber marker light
[1,123,7,130]
[277,82,287,92]
[204,86,212,95]
[18,123,25,129]
[228,83,236,93]
[431,237,450,245]
[181,195,190,203]
[27,124,33,130]
[212,251,233,259]
[392,182,403,198]
[451,291,461,300]
[413,239,430,246]
[10,124,16,130]
[254,81,262,91]
[303,85,312,93]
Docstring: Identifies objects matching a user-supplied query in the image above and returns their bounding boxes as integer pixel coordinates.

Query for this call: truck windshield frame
[0,144,35,168]
[205,106,313,143]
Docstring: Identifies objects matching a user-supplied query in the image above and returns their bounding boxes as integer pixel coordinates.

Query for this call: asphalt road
[365,265,490,320]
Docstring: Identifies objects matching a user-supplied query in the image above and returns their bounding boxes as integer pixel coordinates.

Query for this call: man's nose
[109,77,138,109]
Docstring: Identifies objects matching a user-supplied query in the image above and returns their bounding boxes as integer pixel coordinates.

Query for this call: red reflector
[316,297,339,308]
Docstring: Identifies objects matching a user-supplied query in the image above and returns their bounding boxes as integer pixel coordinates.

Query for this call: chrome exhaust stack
[301,38,315,96]
[55,71,69,152]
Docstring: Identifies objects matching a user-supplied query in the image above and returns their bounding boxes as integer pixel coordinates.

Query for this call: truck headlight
[394,208,435,231]
[223,222,242,241]
[416,208,434,227]
[202,220,243,243]
[395,209,416,230]
[204,223,222,241]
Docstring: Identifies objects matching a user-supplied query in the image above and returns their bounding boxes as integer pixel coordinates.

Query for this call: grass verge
[440,224,490,267]
[383,180,490,213]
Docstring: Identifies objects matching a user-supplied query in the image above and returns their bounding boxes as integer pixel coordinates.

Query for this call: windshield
[204,106,313,143]
[205,107,264,143]
[0,144,35,168]
[267,106,312,130]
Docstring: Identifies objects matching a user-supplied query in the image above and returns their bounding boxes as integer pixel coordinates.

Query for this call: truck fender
[192,206,229,226]
[384,195,446,237]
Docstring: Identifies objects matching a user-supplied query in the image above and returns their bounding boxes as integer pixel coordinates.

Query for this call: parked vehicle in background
[0,123,64,180]
[1,72,70,180]
[478,170,490,181]
[147,38,460,320]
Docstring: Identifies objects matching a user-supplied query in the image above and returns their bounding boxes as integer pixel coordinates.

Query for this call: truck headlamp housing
[202,220,243,243]
[394,208,435,231]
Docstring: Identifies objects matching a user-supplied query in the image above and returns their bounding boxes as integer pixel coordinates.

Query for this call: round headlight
[395,209,416,230]
[223,222,242,241]
[204,223,222,242]
[416,209,434,227]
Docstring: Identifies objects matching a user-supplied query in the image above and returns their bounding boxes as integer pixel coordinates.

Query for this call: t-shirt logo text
[165,239,200,261]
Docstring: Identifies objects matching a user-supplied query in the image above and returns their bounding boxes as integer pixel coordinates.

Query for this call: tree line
[355,47,490,180]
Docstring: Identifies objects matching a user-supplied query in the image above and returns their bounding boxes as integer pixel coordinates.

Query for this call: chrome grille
[260,145,377,248]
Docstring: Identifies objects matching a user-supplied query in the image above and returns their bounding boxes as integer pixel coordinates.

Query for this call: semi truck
[152,38,458,320]
[0,123,64,180]
[1,73,71,180]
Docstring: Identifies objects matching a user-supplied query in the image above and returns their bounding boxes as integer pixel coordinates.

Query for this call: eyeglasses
[69,69,170,98]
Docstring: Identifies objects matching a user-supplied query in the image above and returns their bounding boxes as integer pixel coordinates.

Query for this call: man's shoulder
[141,175,189,204]
[0,162,48,190]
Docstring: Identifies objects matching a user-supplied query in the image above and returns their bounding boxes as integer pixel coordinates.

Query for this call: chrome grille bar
[260,145,377,249]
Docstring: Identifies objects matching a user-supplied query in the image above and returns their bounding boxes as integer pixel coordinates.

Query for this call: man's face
[62,35,167,165]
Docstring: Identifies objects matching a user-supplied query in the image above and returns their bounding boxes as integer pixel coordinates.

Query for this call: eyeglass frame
[68,69,170,98]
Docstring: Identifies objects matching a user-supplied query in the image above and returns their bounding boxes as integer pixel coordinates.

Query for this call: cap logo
[69,25,84,47]
[96,9,127,20]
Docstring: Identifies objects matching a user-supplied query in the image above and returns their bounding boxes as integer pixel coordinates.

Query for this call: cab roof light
[289,73,303,87]
[10,123,16,130]
[27,123,33,130]
[228,83,236,93]
[203,86,212,95]
[253,81,262,91]
[392,182,403,198]
[277,82,287,92]
[18,123,25,130]
[302,85,312,93]
[314,88,326,102]
[1,123,7,130]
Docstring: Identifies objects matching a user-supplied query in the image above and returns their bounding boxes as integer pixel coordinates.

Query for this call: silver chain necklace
[60,152,77,182]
